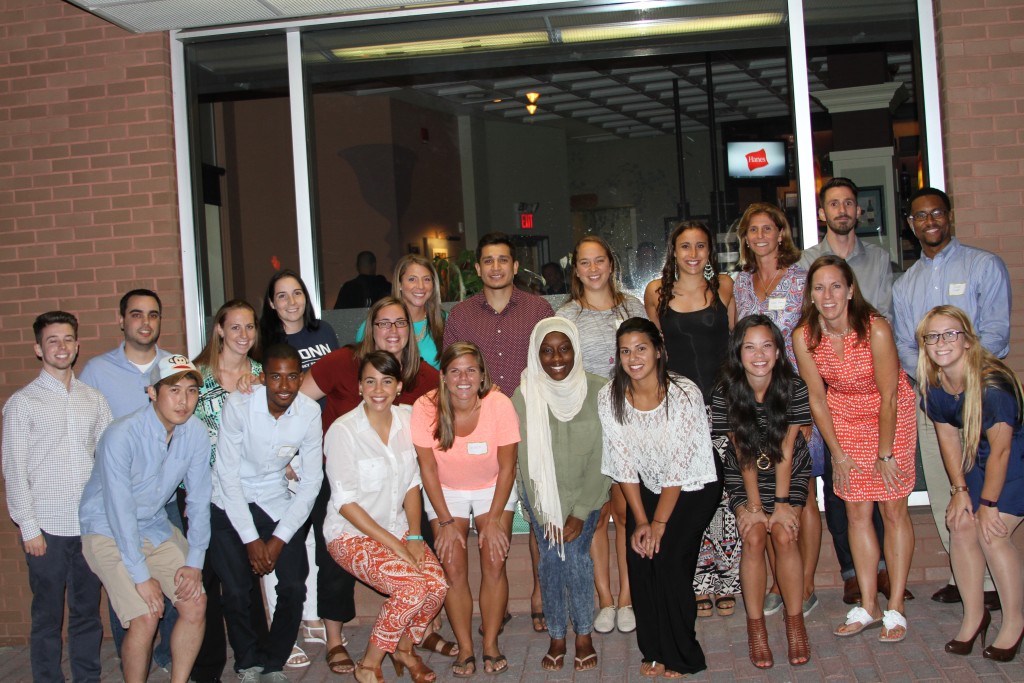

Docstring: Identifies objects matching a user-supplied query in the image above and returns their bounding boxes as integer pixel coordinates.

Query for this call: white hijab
[520,317,588,559]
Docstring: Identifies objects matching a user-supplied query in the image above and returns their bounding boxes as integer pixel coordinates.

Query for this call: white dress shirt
[324,403,421,542]
[212,386,323,544]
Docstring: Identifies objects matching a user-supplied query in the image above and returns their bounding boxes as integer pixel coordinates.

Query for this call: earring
[674,262,679,279]
[703,262,715,282]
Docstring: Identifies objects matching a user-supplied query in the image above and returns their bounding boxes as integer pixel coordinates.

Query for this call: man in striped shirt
[3,311,113,682]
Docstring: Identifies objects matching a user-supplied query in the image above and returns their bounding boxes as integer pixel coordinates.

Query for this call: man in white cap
[79,355,212,683]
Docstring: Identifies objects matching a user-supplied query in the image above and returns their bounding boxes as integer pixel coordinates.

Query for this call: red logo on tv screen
[746,149,769,172]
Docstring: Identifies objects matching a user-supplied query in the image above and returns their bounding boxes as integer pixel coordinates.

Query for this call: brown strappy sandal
[785,612,810,666]
[747,616,774,669]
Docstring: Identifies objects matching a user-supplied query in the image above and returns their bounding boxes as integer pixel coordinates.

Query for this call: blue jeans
[521,489,599,640]
[110,498,181,667]
[26,531,103,683]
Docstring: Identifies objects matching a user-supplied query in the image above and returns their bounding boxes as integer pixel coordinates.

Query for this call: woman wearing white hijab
[512,317,612,672]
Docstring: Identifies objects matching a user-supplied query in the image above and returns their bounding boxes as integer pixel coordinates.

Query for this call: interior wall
[219,97,299,307]
[480,119,573,264]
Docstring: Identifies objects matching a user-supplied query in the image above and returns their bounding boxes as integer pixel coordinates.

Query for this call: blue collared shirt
[893,237,1012,378]
[80,343,171,418]
[78,405,212,583]
[212,387,323,545]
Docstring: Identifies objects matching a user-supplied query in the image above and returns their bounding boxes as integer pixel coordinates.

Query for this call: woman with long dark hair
[644,221,738,619]
[917,305,1024,661]
[301,296,441,674]
[324,351,449,683]
[259,268,339,364]
[598,317,721,678]
[712,315,812,668]
[733,203,821,617]
[412,343,520,677]
[794,254,916,642]
[556,235,645,634]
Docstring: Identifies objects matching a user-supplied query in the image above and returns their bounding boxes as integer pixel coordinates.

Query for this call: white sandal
[879,610,907,643]
[833,606,882,637]
[301,620,327,644]
[286,643,311,668]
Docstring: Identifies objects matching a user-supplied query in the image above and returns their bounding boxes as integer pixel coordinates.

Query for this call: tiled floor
[2,581,1021,682]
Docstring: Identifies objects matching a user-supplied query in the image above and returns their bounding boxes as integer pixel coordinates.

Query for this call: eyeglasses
[373,319,409,329]
[922,330,964,345]
[910,208,948,223]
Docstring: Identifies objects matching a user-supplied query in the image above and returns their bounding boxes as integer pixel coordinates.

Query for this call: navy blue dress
[925,383,1024,515]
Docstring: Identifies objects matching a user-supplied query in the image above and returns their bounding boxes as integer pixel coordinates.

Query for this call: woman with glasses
[301,296,440,674]
[412,343,520,677]
[917,305,1024,661]
[794,255,916,643]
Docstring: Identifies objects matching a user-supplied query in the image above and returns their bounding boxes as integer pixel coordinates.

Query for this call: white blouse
[324,403,421,541]
[598,375,717,493]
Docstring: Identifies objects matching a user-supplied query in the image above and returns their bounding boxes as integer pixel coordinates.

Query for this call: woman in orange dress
[793,254,916,643]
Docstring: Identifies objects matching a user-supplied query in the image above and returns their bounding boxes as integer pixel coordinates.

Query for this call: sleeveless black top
[661,295,730,405]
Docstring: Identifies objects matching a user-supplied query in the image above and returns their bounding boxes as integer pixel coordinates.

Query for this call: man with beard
[893,186,1011,609]
[798,177,904,608]
[80,289,180,670]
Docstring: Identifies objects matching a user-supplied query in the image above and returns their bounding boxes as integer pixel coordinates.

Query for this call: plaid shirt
[2,371,112,539]
[442,287,553,396]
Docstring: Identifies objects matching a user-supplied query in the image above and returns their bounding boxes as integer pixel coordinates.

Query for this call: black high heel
[982,626,1024,662]
[945,609,990,655]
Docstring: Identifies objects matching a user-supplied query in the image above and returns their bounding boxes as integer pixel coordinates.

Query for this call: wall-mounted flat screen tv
[726,141,787,179]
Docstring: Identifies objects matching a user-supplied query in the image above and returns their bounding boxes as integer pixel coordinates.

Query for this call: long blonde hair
[432,342,492,451]
[917,305,1024,472]
[193,299,259,375]
[392,254,445,349]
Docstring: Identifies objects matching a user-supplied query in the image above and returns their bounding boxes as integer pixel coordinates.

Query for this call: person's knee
[879,501,910,526]
[741,523,767,551]
[127,612,160,637]
[174,594,207,624]
[479,556,507,582]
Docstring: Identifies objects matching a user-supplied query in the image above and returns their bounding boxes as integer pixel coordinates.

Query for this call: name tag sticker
[948,283,966,296]
[277,446,297,459]
[467,441,488,456]
[767,296,786,311]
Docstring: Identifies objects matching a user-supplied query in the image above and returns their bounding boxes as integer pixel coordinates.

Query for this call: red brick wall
[0,0,183,644]
[934,0,1024,375]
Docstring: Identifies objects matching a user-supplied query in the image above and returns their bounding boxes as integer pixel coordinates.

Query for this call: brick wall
[934,0,1024,375]
[0,0,182,644]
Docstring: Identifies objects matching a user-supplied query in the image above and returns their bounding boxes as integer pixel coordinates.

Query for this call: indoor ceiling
[76,0,918,142]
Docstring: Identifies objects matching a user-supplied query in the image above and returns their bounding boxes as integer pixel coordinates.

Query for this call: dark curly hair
[656,221,721,322]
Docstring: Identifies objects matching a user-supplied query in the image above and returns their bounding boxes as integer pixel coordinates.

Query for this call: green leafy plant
[434,249,482,302]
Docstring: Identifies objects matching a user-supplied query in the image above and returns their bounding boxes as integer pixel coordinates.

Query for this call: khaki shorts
[82,527,198,628]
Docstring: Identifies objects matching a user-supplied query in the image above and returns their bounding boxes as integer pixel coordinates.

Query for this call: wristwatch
[978,497,999,508]
[949,485,969,496]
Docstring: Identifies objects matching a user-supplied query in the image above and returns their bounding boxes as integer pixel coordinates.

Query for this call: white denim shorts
[424,484,519,520]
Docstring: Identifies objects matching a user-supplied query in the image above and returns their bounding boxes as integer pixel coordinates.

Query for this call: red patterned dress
[804,318,916,501]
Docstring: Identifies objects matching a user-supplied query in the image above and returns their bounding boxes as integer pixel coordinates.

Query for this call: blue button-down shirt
[79,405,212,583]
[80,343,171,418]
[893,237,1011,378]
[212,387,323,545]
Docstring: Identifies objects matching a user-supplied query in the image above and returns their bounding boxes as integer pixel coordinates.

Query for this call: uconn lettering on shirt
[299,343,332,362]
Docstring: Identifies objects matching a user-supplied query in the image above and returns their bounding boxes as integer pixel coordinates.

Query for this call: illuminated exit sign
[520,212,534,229]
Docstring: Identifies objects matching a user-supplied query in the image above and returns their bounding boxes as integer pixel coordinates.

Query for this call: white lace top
[598,374,717,493]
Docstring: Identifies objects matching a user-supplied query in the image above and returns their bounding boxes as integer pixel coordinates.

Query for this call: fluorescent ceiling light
[331,12,786,60]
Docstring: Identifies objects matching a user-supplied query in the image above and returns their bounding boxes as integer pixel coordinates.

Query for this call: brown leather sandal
[326,644,355,675]
[354,659,384,683]
[747,616,774,669]
[391,648,437,683]
[785,612,810,666]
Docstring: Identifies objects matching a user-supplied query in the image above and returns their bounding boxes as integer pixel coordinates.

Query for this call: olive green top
[512,373,611,521]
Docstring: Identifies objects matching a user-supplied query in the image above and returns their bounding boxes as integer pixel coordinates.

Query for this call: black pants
[26,532,103,683]
[627,477,721,676]
[822,446,886,578]
[208,504,308,674]
[311,469,357,622]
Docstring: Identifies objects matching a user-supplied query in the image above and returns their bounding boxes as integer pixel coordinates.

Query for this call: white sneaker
[617,605,636,633]
[237,667,262,683]
[594,605,616,633]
